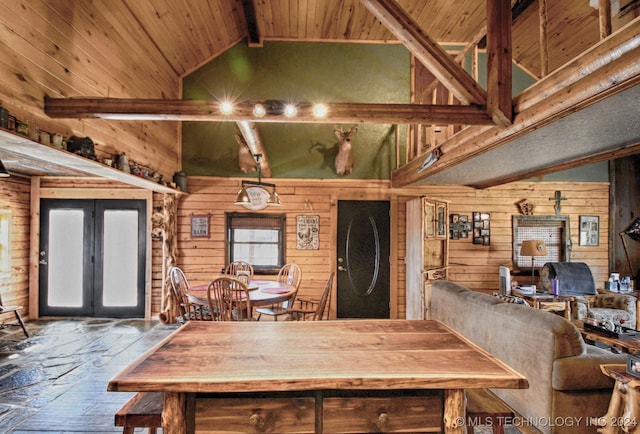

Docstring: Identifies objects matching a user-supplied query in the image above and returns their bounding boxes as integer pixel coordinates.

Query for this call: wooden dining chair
[207,277,253,321]
[255,263,302,321]
[168,266,210,322]
[0,290,29,337]
[287,272,334,321]
[223,261,254,283]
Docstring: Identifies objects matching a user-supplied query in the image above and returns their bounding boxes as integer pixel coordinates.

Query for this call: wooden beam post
[486,0,513,126]
[359,0,487,106]
[539,0,549,77]
[598,0,612,39]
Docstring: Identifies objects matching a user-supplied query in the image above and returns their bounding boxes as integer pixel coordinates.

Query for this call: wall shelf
[0,128,184,195]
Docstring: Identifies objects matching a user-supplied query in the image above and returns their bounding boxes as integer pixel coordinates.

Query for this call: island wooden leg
[163,392,186,434]
[443,389,466,434]
[597,364,640,434]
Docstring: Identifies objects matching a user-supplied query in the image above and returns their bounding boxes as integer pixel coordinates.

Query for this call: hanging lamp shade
[234,186,250,205]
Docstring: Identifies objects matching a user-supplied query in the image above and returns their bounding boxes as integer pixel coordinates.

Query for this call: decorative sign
[296,215,319,250]
[190,213,211,239]
[242,186,271,211]
[579,215,599,246]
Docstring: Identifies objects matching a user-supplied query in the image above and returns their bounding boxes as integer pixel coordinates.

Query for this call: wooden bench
[466,388,542,434]
[114,392,162,434]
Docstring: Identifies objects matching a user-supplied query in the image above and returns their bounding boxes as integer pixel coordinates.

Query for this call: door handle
[338,265,346,271]
[39,260,48,265]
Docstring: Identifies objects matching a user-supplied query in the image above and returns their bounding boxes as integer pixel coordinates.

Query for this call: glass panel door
[39,199,146,318]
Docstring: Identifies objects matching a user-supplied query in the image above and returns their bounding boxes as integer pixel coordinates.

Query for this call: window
[512,215,571,270]
[0,210,10,275]
[226,212,285,274]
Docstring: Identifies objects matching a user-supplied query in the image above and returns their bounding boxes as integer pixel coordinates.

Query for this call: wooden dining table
[108,320,528,434]
[187,279,295,308]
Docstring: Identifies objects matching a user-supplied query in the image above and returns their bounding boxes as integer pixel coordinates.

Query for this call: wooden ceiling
[123,0,603,80]
[2,0,639,186]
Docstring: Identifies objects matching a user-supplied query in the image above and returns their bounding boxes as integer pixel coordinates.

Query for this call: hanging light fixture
[234,154,281,207]
[0,159,9,177]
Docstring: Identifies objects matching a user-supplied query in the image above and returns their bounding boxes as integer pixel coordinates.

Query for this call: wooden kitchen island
[108,320,528,433]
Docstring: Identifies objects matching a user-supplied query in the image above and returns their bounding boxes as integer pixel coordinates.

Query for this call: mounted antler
[235,134,257,173]
[334,124,357,175]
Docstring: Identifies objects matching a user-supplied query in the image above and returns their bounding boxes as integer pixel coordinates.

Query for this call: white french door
[39,199,146,317]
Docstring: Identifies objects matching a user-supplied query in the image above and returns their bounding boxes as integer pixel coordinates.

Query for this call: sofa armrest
[552,346,627,390]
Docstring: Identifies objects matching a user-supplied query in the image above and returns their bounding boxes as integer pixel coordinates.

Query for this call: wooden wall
[0,175,612,324]
[0,0,181,180]
[0,175,31,320]
[174,177,610,319]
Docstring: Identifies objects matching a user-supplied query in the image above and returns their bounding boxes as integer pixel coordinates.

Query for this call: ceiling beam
[359,0,487,107]
[241,0,262,47]
[44,98,495,125]
[236,121,272,177]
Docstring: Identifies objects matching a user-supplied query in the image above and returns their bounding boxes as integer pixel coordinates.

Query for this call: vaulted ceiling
[6,0,640,186]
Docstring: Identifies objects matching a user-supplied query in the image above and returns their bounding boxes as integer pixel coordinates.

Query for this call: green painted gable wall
[182,41,410,179]
[181,41,606,182]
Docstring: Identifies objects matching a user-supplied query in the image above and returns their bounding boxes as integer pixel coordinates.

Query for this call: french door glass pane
[48,210,84,307]
[103,210,139,306]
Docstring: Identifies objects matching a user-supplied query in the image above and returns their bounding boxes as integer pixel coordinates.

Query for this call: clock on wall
[241,186,271,210]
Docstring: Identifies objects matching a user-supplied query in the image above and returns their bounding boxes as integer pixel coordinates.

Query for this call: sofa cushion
[552,346,624,390]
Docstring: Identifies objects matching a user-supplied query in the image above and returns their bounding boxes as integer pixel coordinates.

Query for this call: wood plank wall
[174,177,610,319]
[0,0,181,180]
[0,175,31,319]
[0,175,610,323]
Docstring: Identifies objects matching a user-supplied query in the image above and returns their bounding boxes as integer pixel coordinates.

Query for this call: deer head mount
[334,124,357,176]
[235,134,257,173]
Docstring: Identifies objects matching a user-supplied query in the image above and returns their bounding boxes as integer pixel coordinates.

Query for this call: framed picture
[190,213,210,239]
[472,212,490,245]
[627,354,640,379]
[579,215,599,246]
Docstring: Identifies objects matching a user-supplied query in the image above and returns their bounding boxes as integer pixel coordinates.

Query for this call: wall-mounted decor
[296,215,319,250]
[190,213,211,239]
[449,214,471,239]
[516,199,535,215]
[579,215,599,246]
[473,212,491,245]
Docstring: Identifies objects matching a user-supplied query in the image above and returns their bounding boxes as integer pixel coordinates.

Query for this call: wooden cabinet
[405,196,449,319]
[194,391,443,433]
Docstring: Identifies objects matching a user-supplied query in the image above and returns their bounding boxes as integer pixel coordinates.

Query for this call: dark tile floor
[0,318,178,433]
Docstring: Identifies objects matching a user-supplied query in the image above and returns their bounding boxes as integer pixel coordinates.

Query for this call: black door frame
[39,199,147,318]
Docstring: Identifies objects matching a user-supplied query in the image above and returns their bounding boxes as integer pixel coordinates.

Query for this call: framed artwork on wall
[190,213,211,239]
[579,215,599,246]
[473,212,491,245]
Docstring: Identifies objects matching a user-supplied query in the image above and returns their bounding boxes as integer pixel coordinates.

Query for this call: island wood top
[108,320,528,394]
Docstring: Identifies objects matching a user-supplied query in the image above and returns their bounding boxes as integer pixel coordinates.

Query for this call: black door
[39,199,146,317]
[336,200,390,318]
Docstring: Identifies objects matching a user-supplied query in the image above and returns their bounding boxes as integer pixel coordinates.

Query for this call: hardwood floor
[0,318,178,433]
